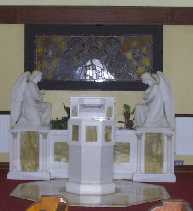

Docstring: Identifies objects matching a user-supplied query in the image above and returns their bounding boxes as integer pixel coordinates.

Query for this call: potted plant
[51,104,70,130]
[62,103,70,129]
[118,104,135,129]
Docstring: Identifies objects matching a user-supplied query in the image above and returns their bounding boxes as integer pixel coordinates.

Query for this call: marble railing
[0,114,192,156]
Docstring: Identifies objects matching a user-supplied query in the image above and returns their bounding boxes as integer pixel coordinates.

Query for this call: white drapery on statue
[134,71,175,130]
[11,71,51,130]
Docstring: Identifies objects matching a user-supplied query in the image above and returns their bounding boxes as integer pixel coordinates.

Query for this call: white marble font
[66,97,115,194]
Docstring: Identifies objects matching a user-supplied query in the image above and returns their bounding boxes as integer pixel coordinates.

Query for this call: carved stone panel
[20,132,39,172]
[86,126,97,142]
[105,126,112,143]
[144,133,164,173]
[114,143,130,163]
[72,125,79,142]
[54,142,69,162]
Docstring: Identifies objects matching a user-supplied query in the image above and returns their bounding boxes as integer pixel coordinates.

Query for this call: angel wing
[10,71,31,127]
[157,71,175,130]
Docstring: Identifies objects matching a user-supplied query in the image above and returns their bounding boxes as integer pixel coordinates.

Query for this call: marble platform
[10,179,170,207]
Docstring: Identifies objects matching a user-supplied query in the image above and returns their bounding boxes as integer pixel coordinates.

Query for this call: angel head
[140,72,154,86]
[30,70,42,84]
[140,71,160,87]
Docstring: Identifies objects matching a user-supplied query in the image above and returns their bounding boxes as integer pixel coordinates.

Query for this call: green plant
[51,118,68,130]
[118,104,135,129]
[63,103,70,119]
[50,104,70,130]
[123,104,131,116]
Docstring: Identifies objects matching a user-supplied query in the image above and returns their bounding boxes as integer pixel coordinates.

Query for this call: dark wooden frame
[25,24,163,90]
[0,6,193,25]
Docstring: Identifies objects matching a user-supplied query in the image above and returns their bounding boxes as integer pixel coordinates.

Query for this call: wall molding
[1,112,193,117]
[0,111,10,114]
[175,114,193,117]
[175,165,193,173]
[0,162,9,182]
[0,162,9,169]
[0,162,193,173]
[0,6,193,24]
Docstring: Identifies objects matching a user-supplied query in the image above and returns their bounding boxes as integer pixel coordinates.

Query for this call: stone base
[133,173,176,183]
[11,179,170,207]
[49,169,68,179]
[113,171,133,180]
[65,181,115,195]
[7,171,50,180]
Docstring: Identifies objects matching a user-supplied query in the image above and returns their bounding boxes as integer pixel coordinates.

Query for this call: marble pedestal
[114,129,137,180]
[7,129,50,180]
[47,130,69,179]
[133,128,176,182]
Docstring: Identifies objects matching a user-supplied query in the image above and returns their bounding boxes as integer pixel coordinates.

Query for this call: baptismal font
[66,97,115,194]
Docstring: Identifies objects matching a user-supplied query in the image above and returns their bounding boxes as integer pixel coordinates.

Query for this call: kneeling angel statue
[10,71,51,130]
[134,71,175,130]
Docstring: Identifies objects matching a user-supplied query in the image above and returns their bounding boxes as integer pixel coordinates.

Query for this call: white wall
[0,115,10,153]
[176,117,193,155]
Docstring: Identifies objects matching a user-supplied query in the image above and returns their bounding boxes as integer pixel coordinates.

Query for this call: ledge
[1,162,193,173]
